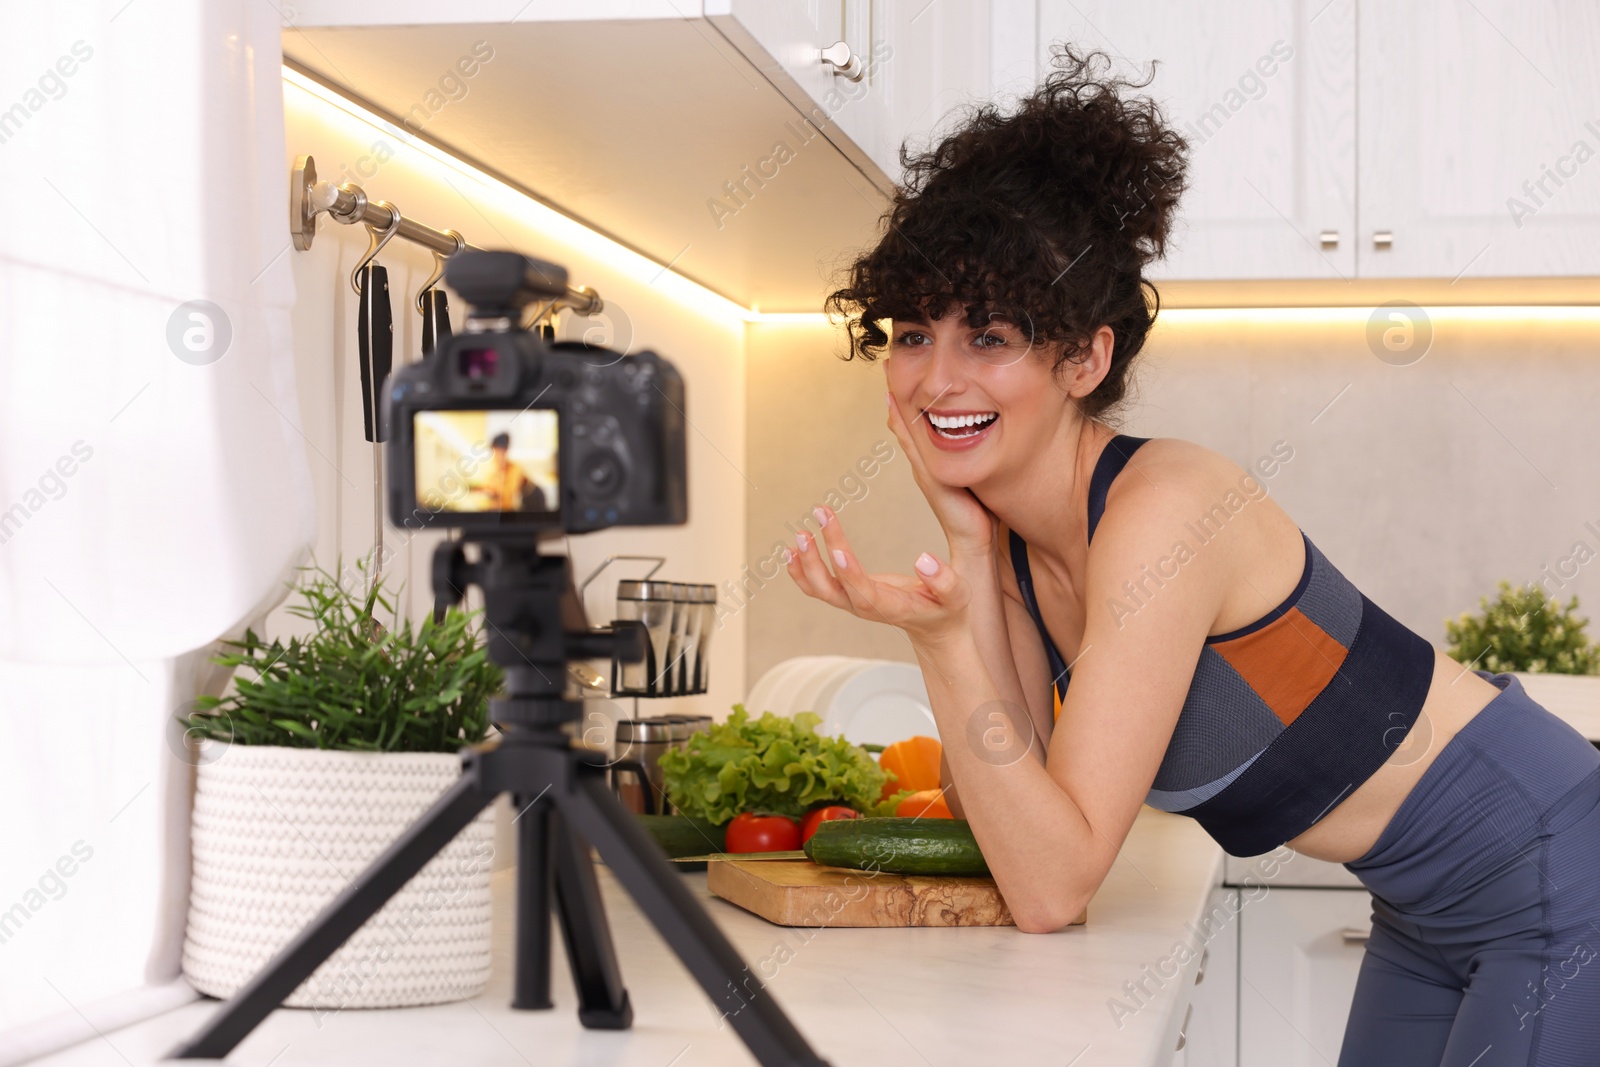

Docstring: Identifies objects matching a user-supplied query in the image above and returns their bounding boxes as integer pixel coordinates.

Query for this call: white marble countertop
[33,807,1224,1067]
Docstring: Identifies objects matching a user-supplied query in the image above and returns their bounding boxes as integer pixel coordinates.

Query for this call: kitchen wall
[745,309,1600,686]
[277,80,749,721]
[742,320,944,680]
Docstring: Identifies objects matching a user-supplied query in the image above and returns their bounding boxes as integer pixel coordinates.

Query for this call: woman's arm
[788,482,1218,930]
[914,476,1223,933]
[939,541,1059,818]
[876,390,1051,812]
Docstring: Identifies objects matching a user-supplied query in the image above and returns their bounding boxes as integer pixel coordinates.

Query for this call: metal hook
[521,297,560,332]
[350,201,402,296]
[415,228,465,312]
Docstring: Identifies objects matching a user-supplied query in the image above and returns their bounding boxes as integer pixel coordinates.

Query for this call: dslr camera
[386,250,688,535]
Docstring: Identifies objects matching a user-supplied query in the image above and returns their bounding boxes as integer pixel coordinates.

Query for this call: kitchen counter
[33,808,1223,1067]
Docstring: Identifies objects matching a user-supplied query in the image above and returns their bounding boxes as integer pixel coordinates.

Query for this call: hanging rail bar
[290,154,603,316]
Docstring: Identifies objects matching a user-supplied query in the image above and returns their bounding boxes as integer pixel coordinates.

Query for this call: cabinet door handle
[1175,1003,1192,1050]
[1372,231,1394,250]
[1194,946,1208,986]
[1341,925,1372,943]
[820,41,865,82]
[1319,230,1339,249]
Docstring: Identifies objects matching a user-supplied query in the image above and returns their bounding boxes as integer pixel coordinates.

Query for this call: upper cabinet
[281,0,1596,296]
[1041,0,1600,280]
[1358,0,1600,279]
[707,0,991,190]
[1043,0,1355,283]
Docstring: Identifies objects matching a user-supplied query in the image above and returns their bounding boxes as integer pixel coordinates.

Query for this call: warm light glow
[287,69,1599,329]
[1156,305,1600,326]
[284,67,762,325]
[747,312,837,324]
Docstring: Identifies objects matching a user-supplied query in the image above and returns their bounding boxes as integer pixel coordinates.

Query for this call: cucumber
[635,814,725,858]
[804,817,990,877]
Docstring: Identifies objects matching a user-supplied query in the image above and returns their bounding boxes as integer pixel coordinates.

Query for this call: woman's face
[883,303,1084,489]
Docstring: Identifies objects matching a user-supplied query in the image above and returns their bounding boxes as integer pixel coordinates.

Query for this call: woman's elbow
[1008,892,1089,934]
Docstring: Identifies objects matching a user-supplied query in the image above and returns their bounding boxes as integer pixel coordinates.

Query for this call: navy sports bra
[1008,434,1437,856]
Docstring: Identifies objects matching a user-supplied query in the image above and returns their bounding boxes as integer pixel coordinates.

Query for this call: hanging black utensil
[420,286,452,357]
[357,263,393,443]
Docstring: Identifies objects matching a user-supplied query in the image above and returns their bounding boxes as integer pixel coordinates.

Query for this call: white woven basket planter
[182,742,495,1009]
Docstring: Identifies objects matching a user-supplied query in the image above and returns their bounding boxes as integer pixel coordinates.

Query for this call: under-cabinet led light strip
[283,66,763,325]
[287,69,1598,328]
[1157,305,1600,326]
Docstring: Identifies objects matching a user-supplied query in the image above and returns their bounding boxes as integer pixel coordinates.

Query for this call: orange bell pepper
[878,735,943,801]
[895,788,954,819]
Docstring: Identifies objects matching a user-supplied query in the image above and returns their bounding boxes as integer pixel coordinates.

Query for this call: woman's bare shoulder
[1102,435,1298,545]
[1112,435,1249,507]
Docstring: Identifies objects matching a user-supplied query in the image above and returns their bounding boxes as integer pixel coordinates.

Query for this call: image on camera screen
[414,410,559,514]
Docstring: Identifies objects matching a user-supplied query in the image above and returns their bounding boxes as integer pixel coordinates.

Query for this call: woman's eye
[893,330,930,346]
[975,332,1008,348]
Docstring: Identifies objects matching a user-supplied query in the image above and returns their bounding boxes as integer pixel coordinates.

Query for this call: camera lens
[582,451,624,497]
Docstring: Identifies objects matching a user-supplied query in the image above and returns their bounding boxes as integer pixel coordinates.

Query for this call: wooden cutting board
[707,859,1087,928]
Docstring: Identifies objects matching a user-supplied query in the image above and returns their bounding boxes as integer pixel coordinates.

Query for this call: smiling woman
[788,39,1600,1067]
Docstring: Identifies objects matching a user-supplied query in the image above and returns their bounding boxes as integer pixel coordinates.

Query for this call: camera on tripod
[175,249,834,1067]
[385,249,688,536]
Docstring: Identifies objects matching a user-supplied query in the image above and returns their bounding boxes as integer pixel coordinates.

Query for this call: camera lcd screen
[413,410,558,514]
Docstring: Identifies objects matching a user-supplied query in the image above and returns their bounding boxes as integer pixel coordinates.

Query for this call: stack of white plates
[744,656,936,747]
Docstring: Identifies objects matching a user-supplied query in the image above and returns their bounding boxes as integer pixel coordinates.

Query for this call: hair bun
[911,42,1189,268]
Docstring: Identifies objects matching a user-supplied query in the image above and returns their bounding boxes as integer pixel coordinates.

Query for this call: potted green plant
[1445,580,1600,732]
[177,563,503,1010]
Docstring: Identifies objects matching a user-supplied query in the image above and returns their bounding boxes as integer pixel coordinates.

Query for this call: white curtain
[0,0,313,1053]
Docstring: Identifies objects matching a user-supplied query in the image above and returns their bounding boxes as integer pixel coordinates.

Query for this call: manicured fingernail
[782,547,793,564]
[915,552,939,576]
[797,532,809,551]
[813,506,829,527]
[832,549,848,569]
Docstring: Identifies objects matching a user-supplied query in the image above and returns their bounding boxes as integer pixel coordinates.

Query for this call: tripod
[171,540,830,1067]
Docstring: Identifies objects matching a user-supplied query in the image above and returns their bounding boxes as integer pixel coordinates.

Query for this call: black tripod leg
[170,774,495,1060]
[512,793,553,1010]
[548,807,632,1029]
[562,773,831,1067]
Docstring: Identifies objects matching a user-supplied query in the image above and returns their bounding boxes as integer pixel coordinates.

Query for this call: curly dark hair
[824,43,1190,421]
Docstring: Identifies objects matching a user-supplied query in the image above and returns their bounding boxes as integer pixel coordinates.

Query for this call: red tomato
[725,812,802,852]
[800,805,860,843]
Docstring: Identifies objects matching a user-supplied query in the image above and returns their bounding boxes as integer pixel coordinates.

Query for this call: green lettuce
[659,705,910,824]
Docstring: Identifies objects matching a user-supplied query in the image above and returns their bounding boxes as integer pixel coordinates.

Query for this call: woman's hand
[885,389,995,559]
[786,504,970,651]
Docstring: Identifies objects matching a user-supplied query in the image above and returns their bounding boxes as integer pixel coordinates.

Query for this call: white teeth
[929,412,997,430]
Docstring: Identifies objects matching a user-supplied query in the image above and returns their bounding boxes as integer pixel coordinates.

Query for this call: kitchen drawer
[1239,887,1373,1067]
[1179,888,1240,1067]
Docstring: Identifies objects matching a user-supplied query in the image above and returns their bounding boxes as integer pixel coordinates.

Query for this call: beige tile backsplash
[744,310,1600,696]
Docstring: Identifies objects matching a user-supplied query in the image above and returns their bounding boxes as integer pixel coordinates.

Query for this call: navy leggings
[1338,670,1600,1066]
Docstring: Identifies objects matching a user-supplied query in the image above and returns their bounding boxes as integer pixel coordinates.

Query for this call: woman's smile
[922,406,1000,450]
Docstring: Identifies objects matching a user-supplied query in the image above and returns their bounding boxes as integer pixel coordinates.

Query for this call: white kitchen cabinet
[703,1,876,184]
[708,0,991,189]
[1037,0,1600,280]
[1239,887,1373,1067]
[1357,0,1600,278]
[1039,0,1356,281]
[708,0,843,114]
[1179,888,1240,1067]
[880,0,992,169]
